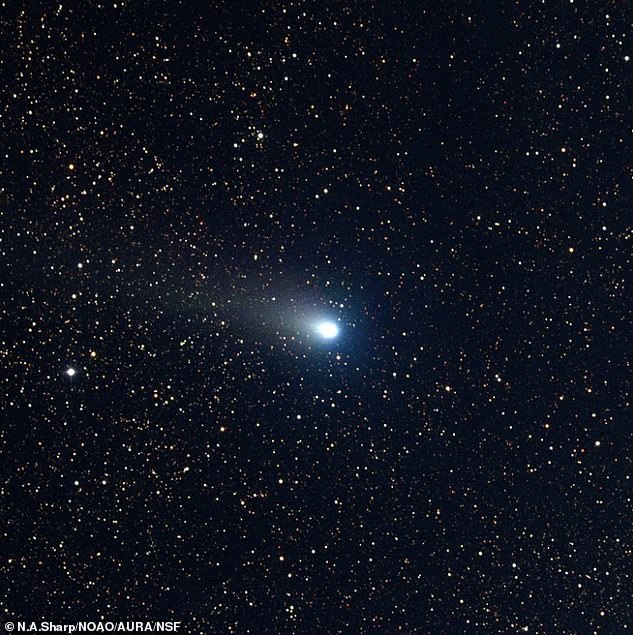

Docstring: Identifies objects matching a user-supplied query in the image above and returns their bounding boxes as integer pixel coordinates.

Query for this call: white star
[65,368,76,377]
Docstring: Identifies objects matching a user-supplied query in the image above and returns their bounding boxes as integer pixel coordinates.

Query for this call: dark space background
[1,1,631,633]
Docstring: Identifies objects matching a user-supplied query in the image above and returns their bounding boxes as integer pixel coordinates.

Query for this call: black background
[1,2,632,633]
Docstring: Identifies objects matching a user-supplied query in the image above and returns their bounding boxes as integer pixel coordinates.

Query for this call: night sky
[1,2,632,633]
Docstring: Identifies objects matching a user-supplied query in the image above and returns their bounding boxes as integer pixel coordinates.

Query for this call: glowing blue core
[316,321,339,339]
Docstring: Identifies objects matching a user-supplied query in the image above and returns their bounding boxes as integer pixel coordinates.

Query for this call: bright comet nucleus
[315,321,339,339]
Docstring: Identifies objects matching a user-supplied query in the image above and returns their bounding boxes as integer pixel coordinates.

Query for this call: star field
[1,2,632,633]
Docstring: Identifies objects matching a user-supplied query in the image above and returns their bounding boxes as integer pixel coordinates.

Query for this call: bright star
[315,321,339,339]
[65,368,76,377]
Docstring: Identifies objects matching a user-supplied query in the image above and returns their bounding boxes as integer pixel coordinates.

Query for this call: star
[315,321,339,339]
[65,368,77,377]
